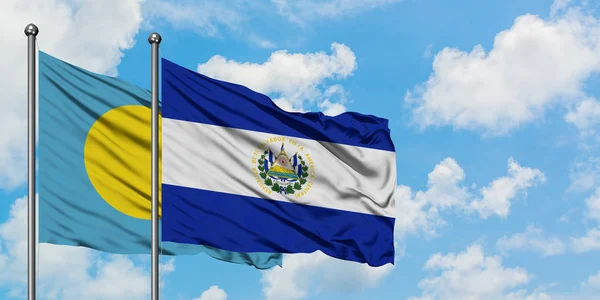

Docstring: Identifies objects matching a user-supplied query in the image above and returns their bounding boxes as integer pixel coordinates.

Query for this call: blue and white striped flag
[160,58,397,266]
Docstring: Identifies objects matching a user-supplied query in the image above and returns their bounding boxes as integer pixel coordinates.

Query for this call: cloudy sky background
[1,0,600,299]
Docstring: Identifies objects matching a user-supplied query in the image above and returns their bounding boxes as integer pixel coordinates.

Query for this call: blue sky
[1,0,600,299]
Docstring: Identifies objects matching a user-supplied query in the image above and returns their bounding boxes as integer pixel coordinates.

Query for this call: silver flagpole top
[24,24,39,36]
[148,32,162,44]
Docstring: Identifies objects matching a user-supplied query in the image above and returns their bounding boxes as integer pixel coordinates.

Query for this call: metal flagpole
[149,32,162,300]
[24,23,39,300]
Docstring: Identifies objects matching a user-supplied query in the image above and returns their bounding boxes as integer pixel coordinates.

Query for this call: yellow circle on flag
[83,105,161,220]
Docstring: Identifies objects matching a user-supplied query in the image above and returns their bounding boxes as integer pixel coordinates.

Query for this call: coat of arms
[256,142,310,195]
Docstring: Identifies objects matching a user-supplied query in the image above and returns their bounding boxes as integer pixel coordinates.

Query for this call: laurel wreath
[257,149,309,194]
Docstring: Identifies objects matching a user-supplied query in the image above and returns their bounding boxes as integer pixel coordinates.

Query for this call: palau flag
[38,51,282,269]
[161,58,397,266]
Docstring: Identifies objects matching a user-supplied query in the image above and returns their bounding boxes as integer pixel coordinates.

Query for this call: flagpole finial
[24,24,38,36]
[148,32,162,44]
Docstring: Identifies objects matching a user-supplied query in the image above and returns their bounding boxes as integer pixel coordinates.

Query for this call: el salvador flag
[161,58,396,266]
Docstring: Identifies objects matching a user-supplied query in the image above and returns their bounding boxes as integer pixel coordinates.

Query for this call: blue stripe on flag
[162,184,395,267]
[161,58,394,152]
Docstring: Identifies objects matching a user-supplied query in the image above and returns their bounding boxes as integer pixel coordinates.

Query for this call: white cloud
[394,185,445,239]
[585,188,600,222]
[565,97,600,136]
[0,196,162,299]
[197,42,356,113]
[143,0,243,37]
[394,158,468,238]
[504,289,553,300]
[423,44,434,58]
[194,285,228,300]
[569,171,600,252]
[571,228,600,253]
[317,85,348,116]
[406,4,600,136]
[396,157,545,238]
[496,225,566,257]
[143,0,398,47]
[409,244,534,300]
[523,270,600,299]
[550,0,574,16]
[158,257,176,289]
[161,257,176,273]
[318,99,347,116]
[0,0,145,189]
[581,270,600,290]
[62,255,150,300]
[260,251,394,300]
[271,98,307,113]
[569,156,600,192]
[469,158,546,219]
[247,35,277,49]
[272,0,401,25]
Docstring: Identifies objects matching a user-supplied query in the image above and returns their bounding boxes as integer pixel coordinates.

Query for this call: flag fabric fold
[160,57,397,267]
[38,51,282,269]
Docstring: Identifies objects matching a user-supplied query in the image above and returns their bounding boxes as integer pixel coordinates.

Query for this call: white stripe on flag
[162,118,396,218]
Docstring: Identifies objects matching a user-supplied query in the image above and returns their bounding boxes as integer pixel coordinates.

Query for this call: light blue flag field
[161,58,397,267]
[38,51,282,269]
